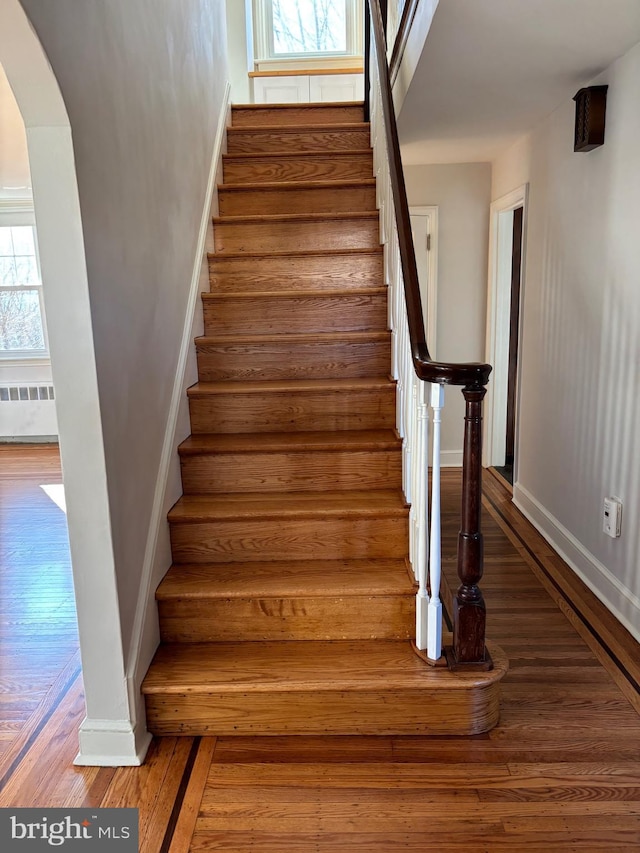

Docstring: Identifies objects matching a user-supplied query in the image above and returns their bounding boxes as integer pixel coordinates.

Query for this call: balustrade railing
[366,0,492,667]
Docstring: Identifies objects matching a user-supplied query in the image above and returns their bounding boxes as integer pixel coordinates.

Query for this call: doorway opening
[485,185,527,486]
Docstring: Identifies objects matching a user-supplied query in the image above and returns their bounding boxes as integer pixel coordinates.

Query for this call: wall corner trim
[513,482,640,645]
[124,81,232,735]
[74,717,153,767]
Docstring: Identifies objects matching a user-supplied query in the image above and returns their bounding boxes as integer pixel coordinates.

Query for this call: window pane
[0,227,13,255]
[10,226,36,256]
[14,256,38,286]
[0,257,17,287]
[272,0,347,54]
[0,289,46,351]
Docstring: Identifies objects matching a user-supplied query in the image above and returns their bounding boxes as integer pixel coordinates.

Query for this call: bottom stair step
[142,639,508,736]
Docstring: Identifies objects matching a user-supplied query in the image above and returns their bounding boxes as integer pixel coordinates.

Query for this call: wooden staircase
[142,102,505,737]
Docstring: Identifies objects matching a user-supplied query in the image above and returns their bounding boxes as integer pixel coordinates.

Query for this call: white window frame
[252,0,363,71]
[0,199,49,363]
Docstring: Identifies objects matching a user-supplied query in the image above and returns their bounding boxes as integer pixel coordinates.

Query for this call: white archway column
[0,0,150,765]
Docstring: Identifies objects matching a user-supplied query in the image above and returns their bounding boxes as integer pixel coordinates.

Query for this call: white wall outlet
[603,496,622,538]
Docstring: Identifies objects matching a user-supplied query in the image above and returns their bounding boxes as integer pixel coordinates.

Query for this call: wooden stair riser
[231,103,364,127]
[208,251,383,293]
[196,335,392,382]
[144,686,500,736]
[169,515,409,564]
[180,447,402,494]
[202,291,387,336]
[188,385,396,433]
[218,182,376,216]
[213,215,380,254]
[223,152,373,185]
[226,126,371,154]
[158,595,413,642]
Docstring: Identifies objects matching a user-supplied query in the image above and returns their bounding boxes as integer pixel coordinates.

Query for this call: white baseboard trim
[124,82,232,749]
[513,482,640,645]
[74,718,153,767]
[441,450,463,467]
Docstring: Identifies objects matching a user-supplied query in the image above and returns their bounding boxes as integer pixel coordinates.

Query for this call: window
[254,0,362,66]
[0,207,47,359]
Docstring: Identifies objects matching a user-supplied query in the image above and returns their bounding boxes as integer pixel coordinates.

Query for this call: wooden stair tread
[178,429,400,455]
[223,148,372,160]
[187,377,393,396]
[168,489,408,522]
[232,100,363,109]
[219,178,376,192]
[143,639,506,694]
[156,559,413,599]
[208,246,382,261]
[227,121,369,134]
[202,287,386,301]
[212,211,379,225]
[196,331,389,345]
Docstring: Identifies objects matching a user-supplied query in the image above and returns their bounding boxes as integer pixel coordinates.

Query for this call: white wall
[491,39,640,641]
[226,0,252,103]
[404,162,492,462]
[392,0,439,116]
[0,63,30,199]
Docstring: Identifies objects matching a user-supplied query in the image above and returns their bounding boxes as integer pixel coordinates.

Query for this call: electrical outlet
[603,496,622,538]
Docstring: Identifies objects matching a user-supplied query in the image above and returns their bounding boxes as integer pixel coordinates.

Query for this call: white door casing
[484,184,528,474]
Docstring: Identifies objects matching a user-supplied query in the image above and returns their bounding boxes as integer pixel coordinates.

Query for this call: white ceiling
[397,0,640,164]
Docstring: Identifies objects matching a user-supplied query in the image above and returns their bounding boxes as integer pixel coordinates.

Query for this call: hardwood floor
[0,445,77,764]
[1,447,639,850]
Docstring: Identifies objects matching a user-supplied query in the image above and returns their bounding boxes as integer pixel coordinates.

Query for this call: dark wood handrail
[365,0,492,389]
[389,0,420,86]
[365,0,491,668]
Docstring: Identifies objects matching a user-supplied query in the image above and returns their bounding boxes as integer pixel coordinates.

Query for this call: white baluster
[427,382,445,661]
[410,374,420,567]
[402,331,412,504]
[415,381,429,646]
[390,241,400,380]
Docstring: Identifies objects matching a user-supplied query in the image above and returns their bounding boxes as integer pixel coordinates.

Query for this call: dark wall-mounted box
[573,85,608,152]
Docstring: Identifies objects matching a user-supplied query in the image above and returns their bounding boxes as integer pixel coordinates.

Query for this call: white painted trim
[75,719,152,767]
[125,83,232,735]
[513,482,640,645]
[409,205,438,356]
[484,184,528,471]
[441,449,463,467]
[0,198,34,215]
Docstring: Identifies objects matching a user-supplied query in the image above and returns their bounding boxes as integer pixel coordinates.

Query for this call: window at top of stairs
[252,0,363,72]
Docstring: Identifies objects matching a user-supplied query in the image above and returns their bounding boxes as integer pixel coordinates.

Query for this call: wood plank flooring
[1,447,639,850]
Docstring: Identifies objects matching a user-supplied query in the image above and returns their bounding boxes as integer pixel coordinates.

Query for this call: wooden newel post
[451,383,491,668]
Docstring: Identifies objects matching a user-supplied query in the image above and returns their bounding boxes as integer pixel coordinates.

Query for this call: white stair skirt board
[75,718,153,767]
[514,482,640,645]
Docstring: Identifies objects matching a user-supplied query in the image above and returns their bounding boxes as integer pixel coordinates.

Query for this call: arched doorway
[0,0,148,765]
